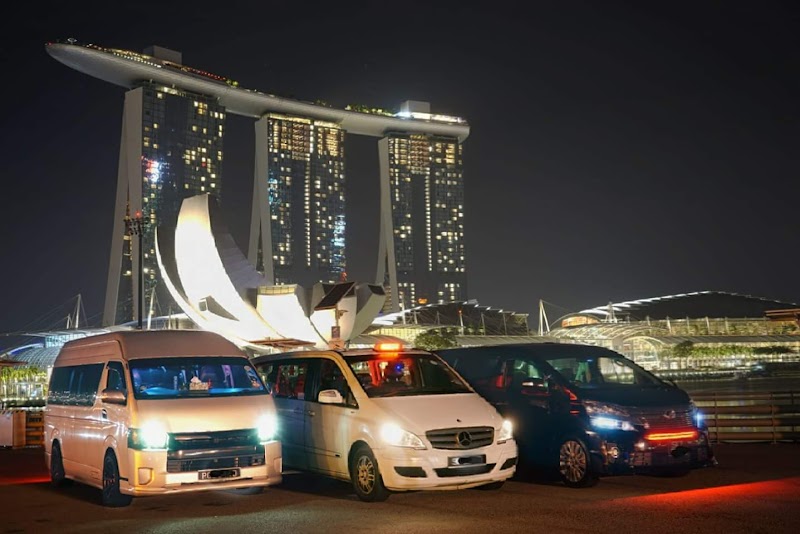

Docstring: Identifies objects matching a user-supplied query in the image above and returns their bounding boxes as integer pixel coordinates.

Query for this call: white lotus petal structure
[155,193,386,353]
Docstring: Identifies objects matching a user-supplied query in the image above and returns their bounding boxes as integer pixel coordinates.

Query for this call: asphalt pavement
[1,443,799,533]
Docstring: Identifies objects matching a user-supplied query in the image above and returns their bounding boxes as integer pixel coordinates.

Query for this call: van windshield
[545,354,664,389]
[346,353,472,398]
[129,357,267,400]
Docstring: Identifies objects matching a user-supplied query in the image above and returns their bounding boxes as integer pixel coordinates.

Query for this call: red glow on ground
[612,477,800,508]
[0,475,50,486]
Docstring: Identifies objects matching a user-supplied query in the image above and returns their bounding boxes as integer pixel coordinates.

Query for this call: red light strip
[644,430,698,442]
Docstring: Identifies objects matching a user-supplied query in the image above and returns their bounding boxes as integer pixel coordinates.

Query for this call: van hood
[578,385,691,408]
[133,395,274,433]
[370,393,503,434]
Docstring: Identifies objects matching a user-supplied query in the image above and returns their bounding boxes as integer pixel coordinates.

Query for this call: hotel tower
[46,40,470,324]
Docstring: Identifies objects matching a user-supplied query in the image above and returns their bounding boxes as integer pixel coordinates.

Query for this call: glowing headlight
[690,401,704,428]
[128,421,169,450]
[590,416,636,431]
[257,414,278,442]
[497,419,513,443]
[380,423,426,449]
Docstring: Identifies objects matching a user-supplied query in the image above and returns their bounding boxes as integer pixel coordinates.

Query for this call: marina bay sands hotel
[46,40,470,326]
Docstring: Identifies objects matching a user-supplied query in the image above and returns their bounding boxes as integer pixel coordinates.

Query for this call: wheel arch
[347,439,372,474]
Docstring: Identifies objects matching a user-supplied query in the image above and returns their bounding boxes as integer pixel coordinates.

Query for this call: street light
[125,210,148,329]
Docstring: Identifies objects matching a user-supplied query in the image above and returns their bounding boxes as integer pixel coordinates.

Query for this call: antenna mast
[538,299,551,336]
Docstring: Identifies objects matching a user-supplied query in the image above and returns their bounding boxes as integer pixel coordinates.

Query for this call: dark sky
[2,0,799,336]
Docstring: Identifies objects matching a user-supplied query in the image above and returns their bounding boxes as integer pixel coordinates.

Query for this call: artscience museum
[155,193,387,354]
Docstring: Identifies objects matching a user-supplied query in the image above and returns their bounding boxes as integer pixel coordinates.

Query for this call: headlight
[584,400,630,418]
[584,401,636,431]
[380,423,426,449]
[689,401,704,428]
[128,421,169,450]
[497,419,513,443]
[590,416,636,432]
[258,414,278,442]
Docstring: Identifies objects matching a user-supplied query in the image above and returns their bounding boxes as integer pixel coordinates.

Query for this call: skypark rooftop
[45,40,470,142]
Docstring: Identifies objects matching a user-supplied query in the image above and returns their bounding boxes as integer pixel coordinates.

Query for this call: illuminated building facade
[103,48,225,326]
[47,41,470,322]
[248,114,346,287]
[377,102,467,311]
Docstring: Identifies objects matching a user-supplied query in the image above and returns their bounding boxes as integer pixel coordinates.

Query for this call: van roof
[55,330,245,366]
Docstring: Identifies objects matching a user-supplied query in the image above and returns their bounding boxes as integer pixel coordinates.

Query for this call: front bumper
[375,439,518,491]
[591,430,716,476]
[122,440,282,496]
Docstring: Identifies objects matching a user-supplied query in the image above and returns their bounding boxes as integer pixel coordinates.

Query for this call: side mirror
[100,388,127,405]
[318,389,344,405]
[520,378,549,397]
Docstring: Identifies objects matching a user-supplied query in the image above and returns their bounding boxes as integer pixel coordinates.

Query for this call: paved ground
[1,443,799,533]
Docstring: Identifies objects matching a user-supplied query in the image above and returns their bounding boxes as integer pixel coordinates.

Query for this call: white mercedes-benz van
[251,342,517,502]
[44,330,282,506]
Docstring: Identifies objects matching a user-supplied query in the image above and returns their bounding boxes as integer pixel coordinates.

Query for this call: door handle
[101,409,108,420]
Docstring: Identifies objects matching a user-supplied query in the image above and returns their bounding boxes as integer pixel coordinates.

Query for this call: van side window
[548,357,582,384]
[75,364,104,406]
[47,364,104,406]
[48,367,72,405]
[445,352,503,390]
[272,362,309,400]
[508,360,548,394]
[509,360,543,384]
[106,361,127,395]
[315,359,356,407]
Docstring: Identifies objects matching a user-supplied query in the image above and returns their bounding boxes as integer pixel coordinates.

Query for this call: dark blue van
[435,343,716,487]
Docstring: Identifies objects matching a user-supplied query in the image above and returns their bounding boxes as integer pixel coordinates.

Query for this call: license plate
[448,454,486,467]
[198,468,240,480]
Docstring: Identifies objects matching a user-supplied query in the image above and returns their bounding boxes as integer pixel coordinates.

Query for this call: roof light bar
[374,342,403,352]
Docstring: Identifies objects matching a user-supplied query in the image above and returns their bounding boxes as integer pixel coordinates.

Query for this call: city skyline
[2,2,799,337]
[44,40,471,323]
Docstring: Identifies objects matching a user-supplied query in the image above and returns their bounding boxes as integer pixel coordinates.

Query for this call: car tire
[350,445,390,502]
[557,436,598,488]
[102,451,133,507]
[50,441,72,487]
[476,481,505,490]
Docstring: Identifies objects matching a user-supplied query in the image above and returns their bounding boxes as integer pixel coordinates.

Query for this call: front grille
[426,427,494,450]
[167,452,264,473]
[634,407,693,431]
[165,429,264,473]
[168,429,259,451]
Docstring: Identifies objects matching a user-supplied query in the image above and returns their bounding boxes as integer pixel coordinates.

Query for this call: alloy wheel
[559,439,588,484]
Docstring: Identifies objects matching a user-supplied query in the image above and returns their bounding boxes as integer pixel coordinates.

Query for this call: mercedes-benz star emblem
[457,431,472,447]
[663,409,676,419]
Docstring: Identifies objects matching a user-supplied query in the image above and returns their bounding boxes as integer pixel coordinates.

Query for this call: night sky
[2,1,799,338]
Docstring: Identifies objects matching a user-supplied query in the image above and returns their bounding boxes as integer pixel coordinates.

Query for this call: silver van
[44,330,282,506]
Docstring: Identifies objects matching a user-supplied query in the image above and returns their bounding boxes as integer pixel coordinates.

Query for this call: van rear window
[129,357,266,399]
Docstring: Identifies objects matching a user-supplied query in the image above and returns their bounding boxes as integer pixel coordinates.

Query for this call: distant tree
[672,341,694,359]
[413,329,458,350]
